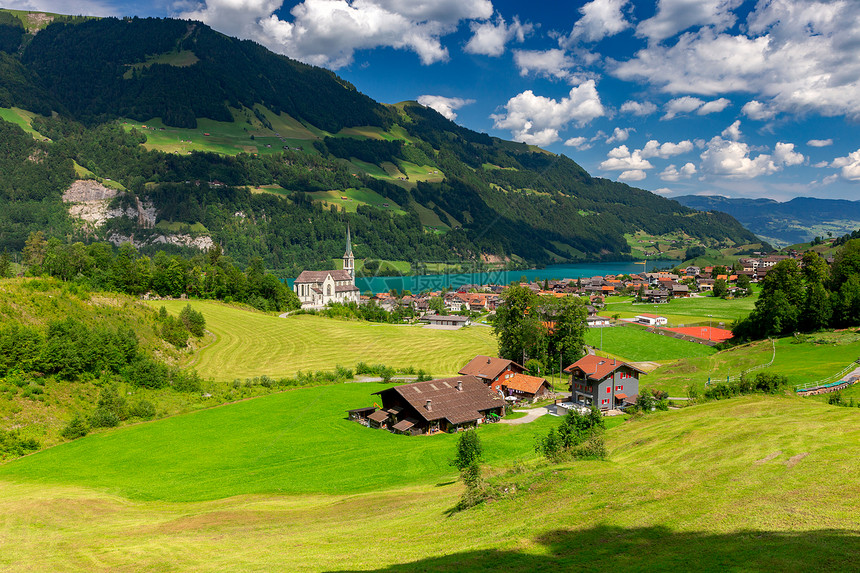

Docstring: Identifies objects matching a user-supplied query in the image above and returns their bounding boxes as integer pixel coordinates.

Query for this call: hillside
[0,13,758,274]
[0,392,856,570]
[675,194,860,247]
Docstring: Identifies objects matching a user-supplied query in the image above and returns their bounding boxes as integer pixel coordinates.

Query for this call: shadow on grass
[330,525,859,572]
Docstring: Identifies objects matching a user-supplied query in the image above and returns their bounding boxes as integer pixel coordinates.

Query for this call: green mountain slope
[0,13,759,273]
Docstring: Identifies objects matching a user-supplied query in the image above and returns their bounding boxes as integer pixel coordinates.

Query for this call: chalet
[565,355,645,411]
[672,284,691,298]
[459,355,526,391]
[422,315,470,328]
[635,313,668,326]
[500,373,553,403]
[586,315,611,327]
[644,289,669,303]
[371,376,505,434]
[685,265,701,276]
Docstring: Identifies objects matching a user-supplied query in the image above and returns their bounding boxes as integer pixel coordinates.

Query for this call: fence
[706,338,776,385]
[794,360,860,395]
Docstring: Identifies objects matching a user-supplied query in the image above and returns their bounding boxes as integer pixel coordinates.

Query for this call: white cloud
[654,187,674,195]
[464,14,532,57]
[564,136,592,150]
[662,96,704,119]
[640,139,694,159]
[636,0,743,42]
[813,160,829,168]
[660,162,697,181]
[614,2,860,119]
[700,135,805,179]
[513,49,576,79]
[417,95,475,121]
[808,139,833,148]
[491,80,605,146]
[822,174,840,185]
[599,145,654,171]
[568,0,630,43]
[606,127,633,144]
[620,100,657,116]
[742,100,776,121]
[179,0,493,68]
[619,169,647,181]
[830,149,860,181]
[697,97,730,115]
[721,120,742,141]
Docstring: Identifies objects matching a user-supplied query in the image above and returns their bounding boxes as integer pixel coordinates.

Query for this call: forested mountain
[675,195,860,247]
[0,13,758,276]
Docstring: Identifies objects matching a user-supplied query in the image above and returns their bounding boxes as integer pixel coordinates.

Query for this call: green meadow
[153,300,497,380]
[0,393,857,571]
[585,325,717,363]
[603,293,758,326]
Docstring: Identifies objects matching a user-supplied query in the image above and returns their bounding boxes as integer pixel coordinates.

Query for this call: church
[293,228,361,309]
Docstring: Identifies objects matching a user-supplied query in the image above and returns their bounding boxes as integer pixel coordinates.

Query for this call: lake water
[289,260,680,294]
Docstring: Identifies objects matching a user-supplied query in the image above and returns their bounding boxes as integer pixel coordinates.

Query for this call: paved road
[500,406,549,424]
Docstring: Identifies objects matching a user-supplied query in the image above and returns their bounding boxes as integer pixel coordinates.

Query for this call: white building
[293,228,360,309]
[634,313,668,326]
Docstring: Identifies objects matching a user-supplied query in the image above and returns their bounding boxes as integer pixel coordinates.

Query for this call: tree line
[733,242,860,340]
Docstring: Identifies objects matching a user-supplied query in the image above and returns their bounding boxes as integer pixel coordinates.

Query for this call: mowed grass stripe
[154,301,497,381]
[584,325,717,362]
[0,383,557,501]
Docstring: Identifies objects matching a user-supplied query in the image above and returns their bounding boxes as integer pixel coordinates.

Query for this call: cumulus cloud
[599,145,654,171]
[660,162,698,181]
[513,49,576,79]
[614,1,860,119]
[178,0,493,68]
[700,135,805,179]
[808,139,833,148]
[640,139,694,159]
[697,97,730,115]
[721,120,742,141]
[636,0,743,42]
[417,95,475,121]
[564,136,592,150]
[464,13,532,57]
[742,100,776,121]
[568,0,630,43]
[662,96,704,119]
[620,100,657,116]
[606,127,633,144]
[491,80,605,146]
[619,169,647,181]
[831,149,860,181]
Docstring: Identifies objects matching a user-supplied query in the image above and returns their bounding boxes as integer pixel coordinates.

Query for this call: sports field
[153,300,497,380]
[584,325,717,362]
[0,393,857,571]
[603,293,757,326]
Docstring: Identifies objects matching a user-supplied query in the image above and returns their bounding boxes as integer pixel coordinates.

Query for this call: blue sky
[7,0,860,201]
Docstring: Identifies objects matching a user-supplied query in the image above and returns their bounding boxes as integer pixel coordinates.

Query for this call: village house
[366,376,506,435]
[293,228,360,309]
[499,373,553,403]
[634,313,668,326]
[421,314,470,328]
[459,355,527,391]
[565,355,644,411]
[644,289,669,303]
[586,315,611,327]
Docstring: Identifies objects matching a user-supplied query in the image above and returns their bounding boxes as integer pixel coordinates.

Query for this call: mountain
[674,195,860,247]
[0,13,759,276]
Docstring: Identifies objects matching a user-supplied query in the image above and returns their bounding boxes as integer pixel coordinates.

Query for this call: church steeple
[343,224,355,281]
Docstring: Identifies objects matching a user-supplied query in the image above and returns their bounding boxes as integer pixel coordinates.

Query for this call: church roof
[344,224,353,257]
[295,270,353,284]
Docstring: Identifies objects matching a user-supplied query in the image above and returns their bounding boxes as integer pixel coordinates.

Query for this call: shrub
[179,304,206,337]
[130,400,156,419]
[160,315,189,348]
[451,428,483,470]
[61,414,90,439]
[90,407,120,428]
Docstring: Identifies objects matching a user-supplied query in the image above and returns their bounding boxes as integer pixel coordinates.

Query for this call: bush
[90,407,120,428]
[451,428,483,470]
[61,414,90,439]
[130,400,156,419]
[179,304,206,337]
[160,315,189,348]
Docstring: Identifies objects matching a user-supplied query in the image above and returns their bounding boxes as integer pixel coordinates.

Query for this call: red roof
[503,373,551,395]
[564,355,644,380]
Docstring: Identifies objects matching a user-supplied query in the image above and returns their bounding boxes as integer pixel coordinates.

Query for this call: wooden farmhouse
[499,373,553,403]
[368,376,505,435]
[458,355,526,392]
[565,355,645,411]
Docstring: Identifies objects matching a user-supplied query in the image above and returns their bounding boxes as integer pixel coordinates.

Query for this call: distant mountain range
[0,12,759,274]
[674,195,860,247]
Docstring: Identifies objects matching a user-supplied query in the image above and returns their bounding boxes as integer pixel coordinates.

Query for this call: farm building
[365,376,505,435]
[565,355,645,411]
[500,373,553,403]
[459,355,526,392]
[635,313,668,326]
[421,315,471,328]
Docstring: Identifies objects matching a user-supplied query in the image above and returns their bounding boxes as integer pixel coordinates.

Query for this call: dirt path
[500,407,549,425]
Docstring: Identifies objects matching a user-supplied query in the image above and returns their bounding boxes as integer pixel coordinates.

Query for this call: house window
[326,284,332,296]
[606,386,611,393]
[616,385,623,391]
[601,399,607,405]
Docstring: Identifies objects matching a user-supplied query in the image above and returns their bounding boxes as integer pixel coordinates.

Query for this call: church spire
[343,224,355,281]
[344,223,353,257]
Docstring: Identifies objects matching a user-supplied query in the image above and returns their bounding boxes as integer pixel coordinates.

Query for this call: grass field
[0,393,857,571]
[307,187,407,214]
[603,293,757,326]
[643,330,860,396]
[153,300,497,380]
[0,107,47,139]
[584,325,717,362]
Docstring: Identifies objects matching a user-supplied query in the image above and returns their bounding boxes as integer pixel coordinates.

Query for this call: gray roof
[294,269,353,283]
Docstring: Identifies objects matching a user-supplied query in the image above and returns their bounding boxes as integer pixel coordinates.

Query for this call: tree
[802,250,829,285]
[711,265,727,279]
[0,249,10,278]
[23,231,47,275]
[713,279,727,298]
[493,285,539,363]
[736,274,751,290]
[831,239,860,289]
[451,428,483,470]
[429,296,444,314]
